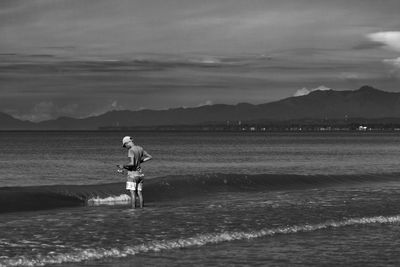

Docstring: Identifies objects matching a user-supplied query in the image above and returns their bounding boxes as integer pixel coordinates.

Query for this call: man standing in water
[118,136,152,208]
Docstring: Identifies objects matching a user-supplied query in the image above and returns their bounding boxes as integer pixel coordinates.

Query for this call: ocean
[1,131,400,266]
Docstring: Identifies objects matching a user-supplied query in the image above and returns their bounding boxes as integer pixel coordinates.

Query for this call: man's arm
[117,155,135,170]
[141,150,152,163]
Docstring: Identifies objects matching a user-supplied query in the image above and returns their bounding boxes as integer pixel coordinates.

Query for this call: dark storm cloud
[353,41,385,50]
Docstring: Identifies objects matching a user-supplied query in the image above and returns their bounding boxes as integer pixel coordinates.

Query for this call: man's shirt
[128,145,150,171]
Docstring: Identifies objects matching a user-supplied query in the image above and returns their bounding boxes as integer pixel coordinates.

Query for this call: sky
[1,0,400,121]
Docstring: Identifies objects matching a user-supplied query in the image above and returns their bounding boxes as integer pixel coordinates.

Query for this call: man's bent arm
[118,156,135,170]
[141,151,152,163]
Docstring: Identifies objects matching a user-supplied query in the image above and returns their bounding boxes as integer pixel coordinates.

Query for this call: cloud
[367,31,400,52]
[194,57,221,64]
[197,100,214,107]
[111,100,119,109]
[294,85,331,97]
[9,101,80,122]
[7,101,53,122]
[60,103,79,114]
[353,40,384,50]
[293,88,310,97]
[367,32,400,76]
[22,101,55,122]
[85,100,124,118]
[383,57,400,68]
[339,72,360,81]
[383,57,400,77]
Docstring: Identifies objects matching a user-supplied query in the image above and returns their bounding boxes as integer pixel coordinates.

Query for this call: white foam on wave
[87,194,131,206]
[1,215,400,267]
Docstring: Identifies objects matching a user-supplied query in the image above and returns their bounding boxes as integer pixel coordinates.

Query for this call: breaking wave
[1,215,399,266]
[0,173,399,213]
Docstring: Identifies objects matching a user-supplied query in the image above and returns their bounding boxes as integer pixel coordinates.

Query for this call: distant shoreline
[2,124,400,132]
[98,124,400,132]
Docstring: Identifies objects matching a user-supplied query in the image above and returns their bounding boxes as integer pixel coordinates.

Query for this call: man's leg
[127,181,136,208]
[137,180,144,208]
[137,190,143,208]
[130,189,137,208]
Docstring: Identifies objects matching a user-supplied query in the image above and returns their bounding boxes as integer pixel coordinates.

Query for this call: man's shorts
[126,171,144,191]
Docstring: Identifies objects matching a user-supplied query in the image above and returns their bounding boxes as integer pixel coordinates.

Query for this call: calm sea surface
[1,131,400,266]
[1,131,400,187]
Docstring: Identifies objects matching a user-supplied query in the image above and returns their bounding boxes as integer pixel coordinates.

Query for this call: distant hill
[0,113,34,130]
[2,85,400,130]
[262,85,400,120]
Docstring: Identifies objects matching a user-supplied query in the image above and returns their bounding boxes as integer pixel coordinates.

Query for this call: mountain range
[2,85,400,130]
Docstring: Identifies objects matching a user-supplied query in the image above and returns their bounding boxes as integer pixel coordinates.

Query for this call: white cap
[122,136,132,147]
